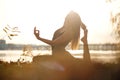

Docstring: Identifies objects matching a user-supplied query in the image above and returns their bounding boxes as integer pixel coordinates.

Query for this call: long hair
[65,11,81,50]
[71,26,80,50]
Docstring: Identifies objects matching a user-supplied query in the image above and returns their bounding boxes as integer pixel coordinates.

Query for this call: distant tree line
[72,44,120,50]
[0,40,120,50]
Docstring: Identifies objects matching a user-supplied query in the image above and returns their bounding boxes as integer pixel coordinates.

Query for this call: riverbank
[0,55,120,80]
[0,50,120,63]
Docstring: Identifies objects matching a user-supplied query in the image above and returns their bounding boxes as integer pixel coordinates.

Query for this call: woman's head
[64,11,81,50]
[64,11,81,28]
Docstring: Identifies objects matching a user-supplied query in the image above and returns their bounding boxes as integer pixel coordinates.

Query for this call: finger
[34,27,36,31]
[34,27,36,34]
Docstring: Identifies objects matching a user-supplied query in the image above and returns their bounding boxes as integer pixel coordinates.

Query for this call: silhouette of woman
[34,11,89,60]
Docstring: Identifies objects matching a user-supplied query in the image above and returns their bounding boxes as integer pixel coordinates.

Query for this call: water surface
[0,50,120,63]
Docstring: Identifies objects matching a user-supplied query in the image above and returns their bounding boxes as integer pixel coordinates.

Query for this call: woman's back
[52,28,70,56]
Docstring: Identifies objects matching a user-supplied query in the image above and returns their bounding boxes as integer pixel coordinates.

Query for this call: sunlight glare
[0,0,115,44]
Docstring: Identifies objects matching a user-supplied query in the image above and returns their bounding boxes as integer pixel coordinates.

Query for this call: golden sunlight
[1,1,120,80]
[0,0,115,44]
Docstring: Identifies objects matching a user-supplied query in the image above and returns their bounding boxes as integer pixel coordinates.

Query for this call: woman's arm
[34,27,73,46]
[81,23,91,62]
[34,27,53,45]
[80,22,88,40]
[81,22,86,30]
[81,22,87,32]
[81,29,91,62]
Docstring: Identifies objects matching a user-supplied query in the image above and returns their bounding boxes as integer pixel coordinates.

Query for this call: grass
[0,56,120,80]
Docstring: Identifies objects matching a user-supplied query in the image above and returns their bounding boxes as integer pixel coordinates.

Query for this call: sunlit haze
[0,0,118,45]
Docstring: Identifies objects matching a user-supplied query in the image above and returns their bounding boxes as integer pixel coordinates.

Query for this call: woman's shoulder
[54,28,60,33]
[54,28,63,34]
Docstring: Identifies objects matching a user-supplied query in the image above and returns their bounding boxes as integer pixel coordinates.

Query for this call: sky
[0,0,118,45]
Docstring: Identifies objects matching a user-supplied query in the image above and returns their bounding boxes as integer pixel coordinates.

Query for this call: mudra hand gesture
[34,27,40,39]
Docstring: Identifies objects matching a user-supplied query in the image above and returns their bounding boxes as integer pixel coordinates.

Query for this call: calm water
[0,50,120,63]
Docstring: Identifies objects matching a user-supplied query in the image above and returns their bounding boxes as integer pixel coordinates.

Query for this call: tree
[106,0,120,42]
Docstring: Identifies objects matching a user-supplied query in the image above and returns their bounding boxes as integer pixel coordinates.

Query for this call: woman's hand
[81,29,88,43]
[34,27,40,39]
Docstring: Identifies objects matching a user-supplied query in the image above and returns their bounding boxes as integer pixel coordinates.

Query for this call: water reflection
[0,50,120,63]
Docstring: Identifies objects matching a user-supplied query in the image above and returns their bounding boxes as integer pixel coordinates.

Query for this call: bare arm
[81,22,87,32]
[81,29,91,62]
[34,27,73,46]
[80,21,88,41]
[81,22,91,62]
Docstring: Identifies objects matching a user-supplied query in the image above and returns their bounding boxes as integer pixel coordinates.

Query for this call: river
[0,50,120,63]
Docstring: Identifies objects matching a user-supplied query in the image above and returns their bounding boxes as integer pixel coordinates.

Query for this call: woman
[34,11,88,59]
